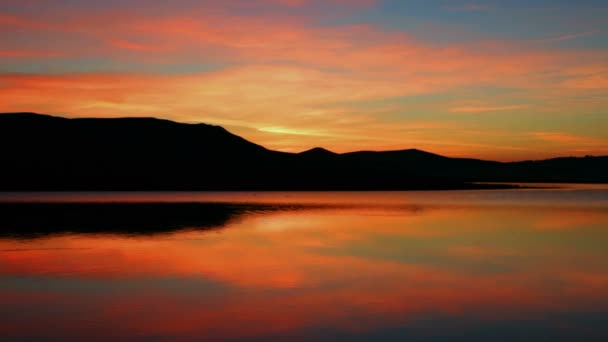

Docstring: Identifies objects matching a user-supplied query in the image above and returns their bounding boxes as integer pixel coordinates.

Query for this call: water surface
[1,186,608,341]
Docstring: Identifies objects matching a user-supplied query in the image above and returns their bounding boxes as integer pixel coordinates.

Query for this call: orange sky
[1,0,607,160]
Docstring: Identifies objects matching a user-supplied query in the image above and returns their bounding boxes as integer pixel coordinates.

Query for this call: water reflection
[0,202,316,239]
[1,191,608,341]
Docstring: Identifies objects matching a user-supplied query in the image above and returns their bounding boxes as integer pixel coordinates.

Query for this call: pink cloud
[110,39,168,52]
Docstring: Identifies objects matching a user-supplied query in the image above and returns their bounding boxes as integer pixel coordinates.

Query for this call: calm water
[1,186,608,341]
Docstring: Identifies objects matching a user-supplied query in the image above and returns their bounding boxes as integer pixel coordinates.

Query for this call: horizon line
[1,111,606,163]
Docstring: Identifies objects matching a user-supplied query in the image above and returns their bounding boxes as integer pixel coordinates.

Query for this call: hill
[1,113,606,190]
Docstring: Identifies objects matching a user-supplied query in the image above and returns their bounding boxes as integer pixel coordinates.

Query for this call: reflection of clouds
[1,204,608,339]
[534,210,608,230]
[446,245,520,258]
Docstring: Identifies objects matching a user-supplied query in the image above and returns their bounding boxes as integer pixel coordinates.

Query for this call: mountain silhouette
[1,112,606,190]
[299,147,337,156]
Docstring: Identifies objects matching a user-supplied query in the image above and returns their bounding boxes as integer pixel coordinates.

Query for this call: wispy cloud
[449,105,528,113]
[110,39,168,52]
[0,50,65,58]
[531,132,603,146]
[534,30,599,43]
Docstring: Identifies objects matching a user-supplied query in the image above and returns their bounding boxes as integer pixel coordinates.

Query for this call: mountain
[1,112,606,190]
[298,147,337,157]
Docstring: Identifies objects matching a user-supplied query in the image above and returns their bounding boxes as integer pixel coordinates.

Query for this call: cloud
[449,105,528,113]
[110,39,168,52]
[0,50,65,58]
[532,132,600,145]
[561,73,608,90]
[534,30,600,44]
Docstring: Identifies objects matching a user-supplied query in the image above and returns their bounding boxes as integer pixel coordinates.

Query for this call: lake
[1,186,608,341]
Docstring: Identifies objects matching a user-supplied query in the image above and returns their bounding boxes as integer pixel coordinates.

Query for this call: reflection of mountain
[1,112,607,190]
[0,203,278,239]
[0,202,427,239]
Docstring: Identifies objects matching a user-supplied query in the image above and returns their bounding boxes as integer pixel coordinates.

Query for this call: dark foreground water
[1,186,608,341]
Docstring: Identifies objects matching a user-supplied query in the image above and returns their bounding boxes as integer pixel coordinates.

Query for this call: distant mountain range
[1,112,606,190]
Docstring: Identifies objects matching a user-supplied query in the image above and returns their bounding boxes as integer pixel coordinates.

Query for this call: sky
[1,0,607,160]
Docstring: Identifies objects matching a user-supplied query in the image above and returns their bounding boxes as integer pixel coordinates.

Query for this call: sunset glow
[2,201,608,339]
[1,0,607,160]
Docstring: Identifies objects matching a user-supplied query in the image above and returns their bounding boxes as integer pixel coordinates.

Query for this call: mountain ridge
[1,112,606,190]
[4,112,601,161]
